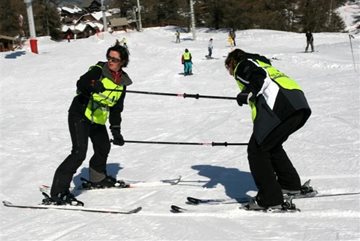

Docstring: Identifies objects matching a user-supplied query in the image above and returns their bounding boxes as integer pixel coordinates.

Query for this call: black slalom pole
[123,140,248,146]
[105,89,236,101]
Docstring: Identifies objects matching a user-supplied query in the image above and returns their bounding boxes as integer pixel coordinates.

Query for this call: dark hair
[106,45,129,67]
[225,48,246,67]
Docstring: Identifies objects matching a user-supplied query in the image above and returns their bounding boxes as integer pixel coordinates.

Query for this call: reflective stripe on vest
[85,77,124,125]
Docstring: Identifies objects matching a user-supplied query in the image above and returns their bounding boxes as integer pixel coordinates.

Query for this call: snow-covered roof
[60,6,83,14]
[91,11,112,21]
[61,21,103,33]
[108,8,121,15]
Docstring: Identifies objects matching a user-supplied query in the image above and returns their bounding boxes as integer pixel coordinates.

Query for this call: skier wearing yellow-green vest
[48,45,132,205]
[181,48,193,75]
[225,49,311,211]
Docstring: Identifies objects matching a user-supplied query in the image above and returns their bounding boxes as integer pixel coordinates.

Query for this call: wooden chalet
[109,17,130,31]
[0,35,16,52]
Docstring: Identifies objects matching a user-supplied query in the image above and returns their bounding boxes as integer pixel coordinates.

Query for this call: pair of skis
[4,176,359,214]
[170,179,360,213]
[171,196,300,214]
[3,176,182,215]
[170,191,360,213]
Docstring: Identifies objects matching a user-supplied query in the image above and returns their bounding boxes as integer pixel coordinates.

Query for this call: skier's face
[107,50,122,72]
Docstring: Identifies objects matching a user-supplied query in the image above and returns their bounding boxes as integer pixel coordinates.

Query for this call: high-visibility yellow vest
[234,60,303,121]
[84,66,124,125]
[183,52,191,60]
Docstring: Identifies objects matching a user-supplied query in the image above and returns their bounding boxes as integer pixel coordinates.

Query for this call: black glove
[236,92,253,106]
[91,80,105,93]
[111,127,125,146]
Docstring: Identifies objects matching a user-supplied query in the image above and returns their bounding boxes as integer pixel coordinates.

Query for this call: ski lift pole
[105,89,237,100]
[349,34,357,72]
[120,140,248,146]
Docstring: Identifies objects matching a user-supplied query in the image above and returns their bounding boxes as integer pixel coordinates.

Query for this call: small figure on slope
[181,48,193,75]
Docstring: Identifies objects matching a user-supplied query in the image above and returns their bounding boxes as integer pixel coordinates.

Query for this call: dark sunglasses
[107,56,121,63]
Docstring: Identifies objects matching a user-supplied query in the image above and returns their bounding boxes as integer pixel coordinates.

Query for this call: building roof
[60,6,83,14]
[91,11,111,21]
[79,0,98,8]
[0,35,16,41]
[110,18,128,27]
[61,21,103,33]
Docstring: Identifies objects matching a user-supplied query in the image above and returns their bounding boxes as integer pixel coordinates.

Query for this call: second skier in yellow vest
[225,49,311,210]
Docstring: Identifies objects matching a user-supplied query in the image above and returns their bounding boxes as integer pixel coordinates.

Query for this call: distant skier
[229,29,236,46]
[118,37,129,55]
[225,49,312,211]
[305,31,314,52]
[206,38,213,58]
[227,35,234,49]
[46,45,132,205]
[181,48,192,75]
[175,30,180,43]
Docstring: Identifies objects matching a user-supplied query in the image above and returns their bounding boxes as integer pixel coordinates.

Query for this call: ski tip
[186,197,200,205]
[171,175,182,185]
[3,200,12,206]
[170,205,185,213]
[39,185,50,193]
[161,175,182,185]
[131,206,142,214]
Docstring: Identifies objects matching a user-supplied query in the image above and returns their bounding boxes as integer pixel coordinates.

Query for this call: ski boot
[81,176,129,190]
[42,191,84,206]
[283,179,318,200]
[241,196,299,213]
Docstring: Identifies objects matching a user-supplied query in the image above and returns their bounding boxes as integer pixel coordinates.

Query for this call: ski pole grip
[211,142,228,146]
[183,93,200,99]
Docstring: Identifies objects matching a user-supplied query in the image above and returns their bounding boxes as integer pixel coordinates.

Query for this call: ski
[186,196,249,205]
[170,204,299,214]
[170,205,191,213]
[124,176,182,187]
[186,192,317,205]
[186,191,360,206]
[186,179,319,205]
[173,196,300,214]
[40,175,182,192]
[239,205,300,213]
[3,200,142,214]
[79,175,182,189]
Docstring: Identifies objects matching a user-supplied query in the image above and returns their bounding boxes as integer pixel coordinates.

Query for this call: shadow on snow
[191,164,257,199]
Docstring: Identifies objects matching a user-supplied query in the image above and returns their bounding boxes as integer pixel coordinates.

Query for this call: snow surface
[0,25,359,240]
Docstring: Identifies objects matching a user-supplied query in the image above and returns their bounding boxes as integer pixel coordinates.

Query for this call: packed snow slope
[0,26,359,241]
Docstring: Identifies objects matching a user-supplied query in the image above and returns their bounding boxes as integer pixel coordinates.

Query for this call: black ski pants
[50,114,110,197]
[247,111,305,207]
